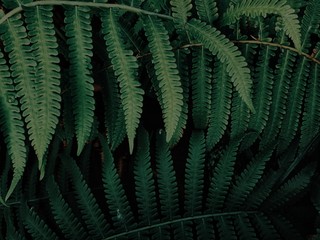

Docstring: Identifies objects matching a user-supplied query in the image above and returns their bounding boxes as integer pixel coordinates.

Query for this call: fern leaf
[300,0,320,50]
[260,50,296,149]
[101,9,144,153]
[277,57,309,153]
[195,0,218,24]
[263,162,316,211]
[207,139,239,212]
[235,214,257,239]
[206,62,232,150]
[24,6,61,166]
[191,47,212,129]
[134,128,158,225]
[46,176,88,240]
[103,69,126,151]
[100,135,136,232]
[156,131,179,220]
[300,63,320,149]
[269,214,304,240]
[226,144,274,210]
[23,206,58,240]
[217,216,237,240]
[143,16,183,142]
[65,6,95,155]
[230,92,250,138]
[170,0,192,24]
[250,213,280,240]
[173,221,193,240]
[64,155,109,238]
[1,0,31,9]
[0,51,26,201]
[195,218,215,240]
[223,0,301,50]
[187,19,254,111]
[169,48,189,146]
[184,130,206,216]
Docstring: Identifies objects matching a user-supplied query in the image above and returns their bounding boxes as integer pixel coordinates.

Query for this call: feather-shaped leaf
[46,176,88,240]
[156,131,179,220]
[134,128,158,225]
[184,130,206,216]
[226,145,274,210]
[101,9,144,153]
[64,155,109,238]
[170,0,192,24]
[100,135,136,232]
[0,51,26,201]
[25,5,61,166]
[250,213,280,240]
[206,62,232,150]
[207,139,239,212]
[217,216,237,240]
[191,47,212,129]
[195,0,218,24]
[23,207,58,240]
[195,218,215,240]
[143,16,183,142]
[223,0,301,50]
[65,6,95,156]
[235,214,257,239]
[187,19,254,111]
[230,92,250,138]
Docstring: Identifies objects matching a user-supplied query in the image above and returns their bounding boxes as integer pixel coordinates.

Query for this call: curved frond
[187,19,254,111]
[191,47,212,129]
[46,176,88,240]
[170,0,192,24]
[156,131,179,220]
[143,16,183,142]
[101,9,144,153]
[64,155,109,238]
[184,130,206,216]
[207,139,239,212]
[134,128,158,225]
[100,135,136,233]
[25,6,61,165]
[223,0,301,50]
[206,61,232,150]
[23,206,58,240]
[195,0,218,24]
[0,51,26,201]
[65,6,95,155]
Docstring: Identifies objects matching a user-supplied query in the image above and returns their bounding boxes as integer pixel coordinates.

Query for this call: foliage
[0,0,319,239]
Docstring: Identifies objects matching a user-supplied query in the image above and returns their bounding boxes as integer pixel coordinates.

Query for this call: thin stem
[0,0,173,25]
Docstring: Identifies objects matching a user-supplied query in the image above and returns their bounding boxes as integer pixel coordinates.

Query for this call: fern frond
[23,206,58,240]
[156,131,179,220]
[191,47,212,129]
[173,221,193,240]
[300,0,320,50]
[260,50,296,149]
[65,6,95,156]
[195,218,215,240]
[195,0,218,24]
[269,214,304,240]
[207,139,239,212]
[101,9,144,153]
[217,216,237,240]
[263,162,316,211]
[103,68,126,151]
[0,51,26,201]
[235,213,257,239]
[250,213,280,240]
[46,176,88,240]
[134,128,158,225]
[64,155,109,238]
[184,130,206,216]
[100,135,136,233]
[230,92,250,138]
[143,16,183,142]
[1,0,30,10]
[24,5,61,166]
[206,62,232,150]
[223,0,301,50]
[170,0,192,25]
[300,63,320,149]
[277,57,309,153]
[187,19,254,111]
[226,144,274,210]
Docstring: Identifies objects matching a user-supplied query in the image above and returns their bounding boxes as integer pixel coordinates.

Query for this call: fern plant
[0,0,320,239]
